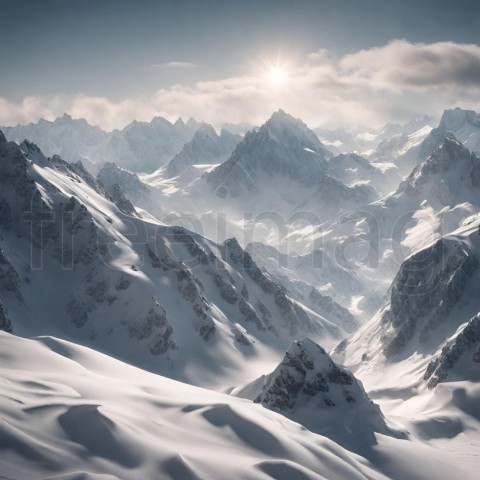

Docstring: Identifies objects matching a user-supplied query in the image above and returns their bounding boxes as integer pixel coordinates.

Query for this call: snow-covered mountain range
[0,131,356,390]
[2,114,203,173]
[2,105,480,479]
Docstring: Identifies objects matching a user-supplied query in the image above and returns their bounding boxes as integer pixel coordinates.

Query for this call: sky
[1,0,480,130]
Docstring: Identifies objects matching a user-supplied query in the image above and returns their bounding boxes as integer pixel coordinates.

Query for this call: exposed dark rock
[128,301,177,355]
[0,247,23,300]
[424,314,480,388]
[0,301,12,333]
[381,239,477,358]
[110,184,137,216]
[225,237,318,336]
[254,338,371,411]
[66,294,92,328]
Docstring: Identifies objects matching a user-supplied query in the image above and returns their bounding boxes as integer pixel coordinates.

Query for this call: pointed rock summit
[396,133,480,199]
[206,110,332,195]
[247,338,397,447]
[419,107,480,159]
[166,123,240,178]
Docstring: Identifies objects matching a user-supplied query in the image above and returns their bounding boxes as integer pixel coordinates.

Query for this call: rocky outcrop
[110,183,138,216]
[97,162,150,202]
[128,301,177,356]
[250,338,395,446]
[0,301,12,333]
[255,339,360,410]
[424,314,480,388]
[380,238,477,358]
[225,238,322,336]
[170,227,213,265]
[0,247,22,300]
[166,124,240,178]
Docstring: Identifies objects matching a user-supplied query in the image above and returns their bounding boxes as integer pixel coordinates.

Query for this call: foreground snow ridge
[0,332,473,480]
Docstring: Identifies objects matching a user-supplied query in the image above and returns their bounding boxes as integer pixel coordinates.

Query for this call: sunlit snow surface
[2,108,480,478]
[0,332,477,480]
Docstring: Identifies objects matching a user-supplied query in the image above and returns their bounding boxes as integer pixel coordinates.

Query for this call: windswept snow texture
[0,332,476,480]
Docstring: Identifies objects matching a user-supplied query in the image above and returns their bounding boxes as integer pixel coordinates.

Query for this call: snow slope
[334,215,480,414]
[0,132,353,390]
[0,331,476,480]
[0,332,381,480]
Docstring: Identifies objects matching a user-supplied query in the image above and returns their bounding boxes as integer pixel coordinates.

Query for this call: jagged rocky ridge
[166,123,240,178]
[380,237,478,358]
[419,107,480,160]
[0,132,350,387]
[224,237,340,337]
[246,241,364,312]
[249,338,395,447]
[424,313,480,388]
[205,109,333,196]
[2,114,203,173]
[97,161,151,202]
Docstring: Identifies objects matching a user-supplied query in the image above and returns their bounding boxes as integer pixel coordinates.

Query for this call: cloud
[151,61,199,68]
[1,40,480,131]
[340,40,480,91]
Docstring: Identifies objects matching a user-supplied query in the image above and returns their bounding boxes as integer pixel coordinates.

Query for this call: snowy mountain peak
[19,139,47,163]
[165,123,239,178]
[248,337,395,446]
[254,338,367,410]
[426,132,474,169]
[97,161,150,200]
[268,108,292,122]
[419,107,480,160]
[173,117,186,128]
[56,112,73,123]
[439,107,480,132]
[396,132,479,199]
[263,109,327,151]
[150,115,174,128]
[195,122,218,139]
[205,110,332,195]
[186,117,200,130]
[0,137,30,177]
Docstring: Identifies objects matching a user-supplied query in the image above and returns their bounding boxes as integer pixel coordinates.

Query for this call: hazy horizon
[1,0,480,130]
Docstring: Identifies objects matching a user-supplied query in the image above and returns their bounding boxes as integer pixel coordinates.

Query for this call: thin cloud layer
[151,61,199,69]
[1,40,479,131]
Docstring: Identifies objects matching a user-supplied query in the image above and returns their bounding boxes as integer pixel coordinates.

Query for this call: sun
[267,66,288,86]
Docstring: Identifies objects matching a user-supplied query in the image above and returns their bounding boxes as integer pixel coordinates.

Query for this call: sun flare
[267,66,288,85]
